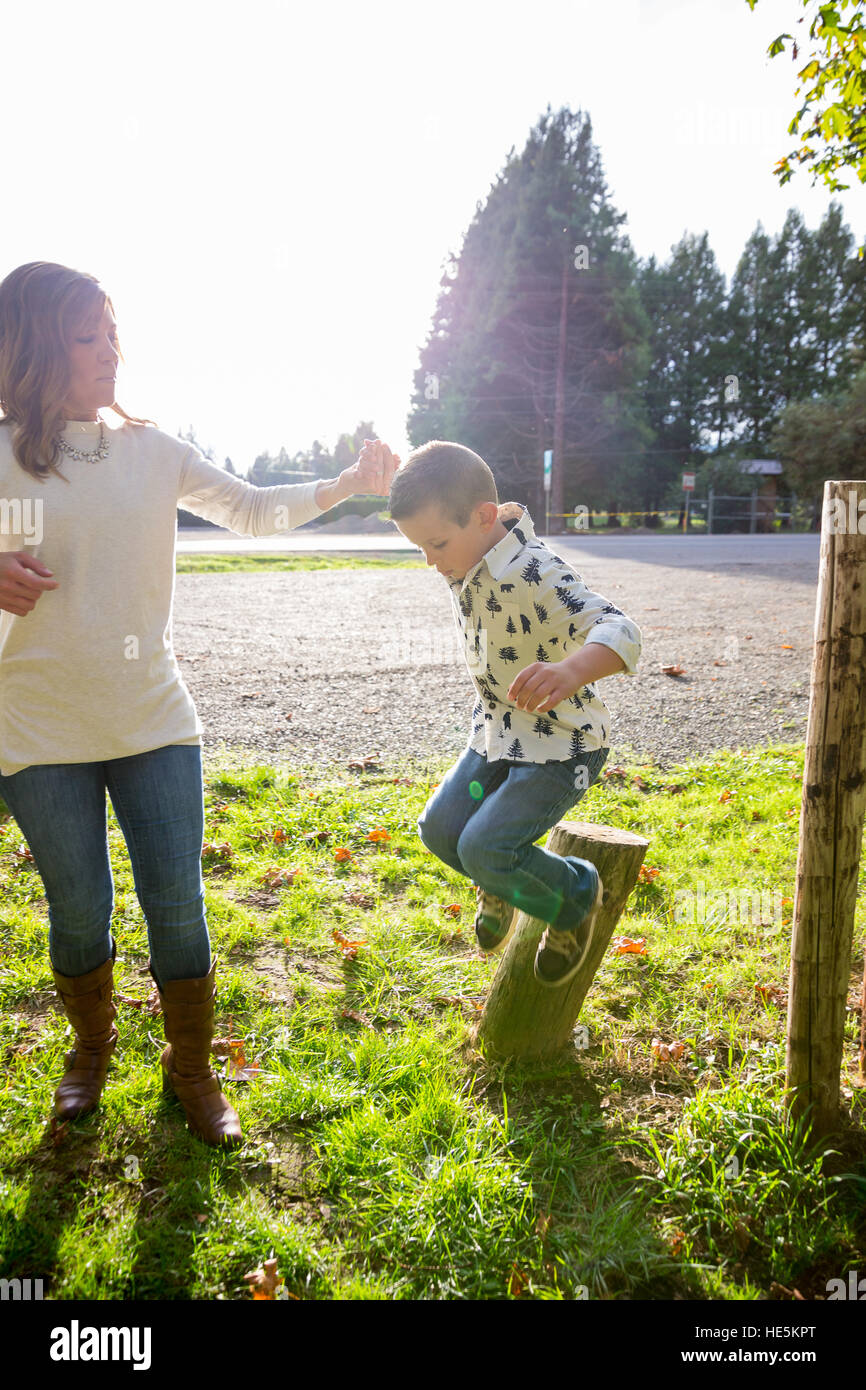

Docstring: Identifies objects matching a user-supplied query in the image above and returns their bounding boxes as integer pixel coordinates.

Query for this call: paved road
[178,525,821,578]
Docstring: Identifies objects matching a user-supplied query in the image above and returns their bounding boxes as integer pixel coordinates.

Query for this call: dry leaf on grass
[340,1007,372,1027]
[332,927,365,959]
[259,865,300,888]
[637,864,661,883]
[610,936,647,955]
[243,1258,283,1299]
[303,829,331,845]
[651,1037,689,1064]
[344,891,375,909]
[755,982,787,1007]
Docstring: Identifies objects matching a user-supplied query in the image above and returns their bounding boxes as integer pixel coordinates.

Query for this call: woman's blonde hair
[0,261,155,483]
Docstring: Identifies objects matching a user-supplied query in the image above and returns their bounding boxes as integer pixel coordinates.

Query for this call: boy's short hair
[388,439,498,528]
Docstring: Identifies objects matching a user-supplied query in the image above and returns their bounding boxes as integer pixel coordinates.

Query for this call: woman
[0,261,399,1148]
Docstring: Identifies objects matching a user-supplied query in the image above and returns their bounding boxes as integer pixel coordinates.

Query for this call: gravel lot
[172,538,819,774]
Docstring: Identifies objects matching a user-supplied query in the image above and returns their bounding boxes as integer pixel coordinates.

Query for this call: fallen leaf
[611,935,647,955]
[344,890,376,909]
[637,864,660,883]
[260,865,300,888]
[115,992,144,1009]
[651,1037,689,1064]
[508,1264,528,1298]
[243,1258,283,1299]
[755,982,787,1007]
[661,664,686,676]
[332,926,365,959]
[333,847,353,862]
[49,1116,69,1148]
[444,903,462,917]
[303,829,331,845]
[366,828,391,843]
[719,788,733,803]
[272,826,287,844]
[340,1007,372,1027]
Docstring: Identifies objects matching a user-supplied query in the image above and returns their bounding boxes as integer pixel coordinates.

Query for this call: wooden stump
[474,821,649,1060]
[786,479,866,1135]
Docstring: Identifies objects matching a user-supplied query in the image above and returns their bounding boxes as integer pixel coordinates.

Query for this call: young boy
[386,440,642,988]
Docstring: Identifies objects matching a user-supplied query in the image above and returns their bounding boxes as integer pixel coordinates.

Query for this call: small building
[738,458,783,532]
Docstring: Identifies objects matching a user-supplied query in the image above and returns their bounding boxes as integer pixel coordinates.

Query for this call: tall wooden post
[786,479,866,1135]
[474,821,648,1060]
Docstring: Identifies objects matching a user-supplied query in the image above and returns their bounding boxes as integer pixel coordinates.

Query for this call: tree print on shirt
[459,588,473,617]
[533,716,554,738]
[521,556,542,586]
[536,644,550,662]
[507,738,525,759]
[555,586,586,615]
[486,591,502,614]
[505,614,516,635]
[498,646,519,664]
[533,601,549,625]
[569,724,593,756]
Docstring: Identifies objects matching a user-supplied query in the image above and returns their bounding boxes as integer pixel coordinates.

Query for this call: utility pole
[551,254,568,535]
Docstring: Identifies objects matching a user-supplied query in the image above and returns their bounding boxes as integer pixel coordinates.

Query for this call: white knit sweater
[0,416,325,776]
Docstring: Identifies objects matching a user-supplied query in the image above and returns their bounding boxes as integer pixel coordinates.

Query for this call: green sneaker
[474,886,517,954]
[533,866,604,988]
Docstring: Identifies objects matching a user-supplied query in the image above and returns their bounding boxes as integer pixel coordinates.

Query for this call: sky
[1,0,863,475]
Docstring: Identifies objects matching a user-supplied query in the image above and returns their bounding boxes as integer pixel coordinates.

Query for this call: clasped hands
[343,438,401,498]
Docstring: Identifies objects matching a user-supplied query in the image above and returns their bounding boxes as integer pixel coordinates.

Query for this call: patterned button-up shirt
[446,506,641,762]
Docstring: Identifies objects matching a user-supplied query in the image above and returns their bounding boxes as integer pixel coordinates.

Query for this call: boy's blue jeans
[418,743,610,930]
[0,744,211,985]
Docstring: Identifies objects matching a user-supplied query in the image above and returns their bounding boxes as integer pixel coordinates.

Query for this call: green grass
[0,743,863,1300]
[175,553,422,574]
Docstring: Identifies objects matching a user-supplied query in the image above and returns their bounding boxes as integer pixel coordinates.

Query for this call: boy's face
[395,500,503,582]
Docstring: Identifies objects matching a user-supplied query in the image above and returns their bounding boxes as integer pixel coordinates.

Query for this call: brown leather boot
[152,959,243,1149]
[52,943,118,1120]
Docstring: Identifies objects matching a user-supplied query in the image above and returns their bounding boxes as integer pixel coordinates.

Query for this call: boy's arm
[508,567,641,713]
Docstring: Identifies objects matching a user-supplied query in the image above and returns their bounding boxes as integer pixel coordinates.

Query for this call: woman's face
[60,302,119,421]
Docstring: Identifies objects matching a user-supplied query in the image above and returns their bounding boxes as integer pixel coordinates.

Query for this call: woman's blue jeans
[0,744,211,985]
[418,744,610,929]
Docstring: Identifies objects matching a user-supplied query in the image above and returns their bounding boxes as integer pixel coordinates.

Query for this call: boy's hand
[342,438,401,498]
[507,661,577,714]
